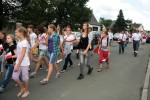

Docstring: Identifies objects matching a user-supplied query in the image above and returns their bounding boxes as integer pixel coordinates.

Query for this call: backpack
[100,37,109,46]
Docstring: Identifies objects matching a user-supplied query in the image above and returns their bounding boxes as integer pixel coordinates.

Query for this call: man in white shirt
[27,25,38,63]
[132,29,141,56]
[118,31,126,54]
[108,30,113,46]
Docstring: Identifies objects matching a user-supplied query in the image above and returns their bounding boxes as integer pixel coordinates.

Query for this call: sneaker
[56,60,60,64]
[59,59,63,62]
[0,87,4,93]
[55,73,60,78]
[78,63,80,66]
[69,63,73,67]
[29,72,36,78]
[40,79,49,85]
[77,74,84,80]
[87,67,93,75]
[61,70,66,73]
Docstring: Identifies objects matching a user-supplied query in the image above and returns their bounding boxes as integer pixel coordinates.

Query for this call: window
[93,27,98,31]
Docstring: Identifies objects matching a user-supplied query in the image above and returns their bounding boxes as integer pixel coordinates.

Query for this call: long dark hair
[57,24,64,35]
[82,22,89,36]
[0,31,6,42]
[37,24,45,34]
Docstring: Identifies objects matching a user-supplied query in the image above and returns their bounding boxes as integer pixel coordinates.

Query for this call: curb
[141,57,150,100]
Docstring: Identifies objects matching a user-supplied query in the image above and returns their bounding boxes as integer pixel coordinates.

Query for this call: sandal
[97,68,103,72]
[40,79,49,85]
[21,91,30,98]
[17,89,25,97]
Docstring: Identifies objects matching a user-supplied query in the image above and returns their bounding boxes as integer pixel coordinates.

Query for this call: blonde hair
[48,24,56,31]
[7,34,15,41]
[17,26,28,38]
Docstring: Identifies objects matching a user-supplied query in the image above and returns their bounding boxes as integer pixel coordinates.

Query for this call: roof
[109,20,116,28]
[131,23,142,28]
[89,14,100,26]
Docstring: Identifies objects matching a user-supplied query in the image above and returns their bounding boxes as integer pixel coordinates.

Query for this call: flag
[5,52,12,60]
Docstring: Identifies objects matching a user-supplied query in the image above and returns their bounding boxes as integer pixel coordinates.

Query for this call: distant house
[109,20,116,29]
[131,23,144,32]
[89,14,100,31]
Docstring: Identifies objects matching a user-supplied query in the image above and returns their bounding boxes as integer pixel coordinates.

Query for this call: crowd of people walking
[0,22,148,98]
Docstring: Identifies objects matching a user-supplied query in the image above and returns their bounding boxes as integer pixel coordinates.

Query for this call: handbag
[32,48,38,55]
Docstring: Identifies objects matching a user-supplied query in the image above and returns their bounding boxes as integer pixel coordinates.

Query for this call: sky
[87,0,150,30]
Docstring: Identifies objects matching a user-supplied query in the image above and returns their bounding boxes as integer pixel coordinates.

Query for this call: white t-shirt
[108,32,113,39]
[101,38,109,51]
[132,33,141,41]
[64,34,75,50]
[119,33,127,41]
[30,33,37,47]
[59,35,64,43]
[38,33,47,50]
[16,39,30,66]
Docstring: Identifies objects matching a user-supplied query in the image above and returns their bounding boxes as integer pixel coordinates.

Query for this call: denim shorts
[39,49,47,58]
[48,52,58,64]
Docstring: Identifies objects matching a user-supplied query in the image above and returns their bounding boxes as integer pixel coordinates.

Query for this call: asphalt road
[0,42,150,100]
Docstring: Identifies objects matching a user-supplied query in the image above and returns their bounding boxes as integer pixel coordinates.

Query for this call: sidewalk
[141,57,150,100]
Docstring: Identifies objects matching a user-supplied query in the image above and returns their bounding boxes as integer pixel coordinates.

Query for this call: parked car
[72,32,81,48]
[93,31,101,44]
[146,35,150,44]
[113,33,119,40]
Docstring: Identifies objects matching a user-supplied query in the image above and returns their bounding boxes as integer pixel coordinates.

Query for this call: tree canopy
[1,0,92,30]
[113,9,127,32]
[99,17,113,30]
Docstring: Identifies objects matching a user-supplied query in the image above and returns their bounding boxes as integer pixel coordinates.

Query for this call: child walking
[12,27,30,98]
[97,31,110,72]
[0,34,16,93]
[40,24,63,84]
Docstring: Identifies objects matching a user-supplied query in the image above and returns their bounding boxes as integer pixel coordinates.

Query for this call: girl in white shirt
[12,27,30,98]
[27,25,38,63]
[30,25,49,78]
[61,27,75,72]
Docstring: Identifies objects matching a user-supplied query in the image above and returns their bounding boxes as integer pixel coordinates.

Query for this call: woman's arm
[39,36,48,45]
[12,50,17,58]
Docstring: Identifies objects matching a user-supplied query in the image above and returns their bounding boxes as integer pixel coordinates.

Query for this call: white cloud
[87,0,150,30]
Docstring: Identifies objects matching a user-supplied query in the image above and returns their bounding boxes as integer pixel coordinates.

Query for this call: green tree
[55,0,92,29]
[1,0,92,30]
[113,9,127,32]
[99,17,113,28]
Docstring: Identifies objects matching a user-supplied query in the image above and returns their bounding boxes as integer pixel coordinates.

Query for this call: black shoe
[69,63,73,67]
[77,74,84,80]
[134,52,137,57]
[87,67,93,75]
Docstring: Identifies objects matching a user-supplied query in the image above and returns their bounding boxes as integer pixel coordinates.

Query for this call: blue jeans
[1,64,14,89]
[79,50,91,74]
[119,42,124,54]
